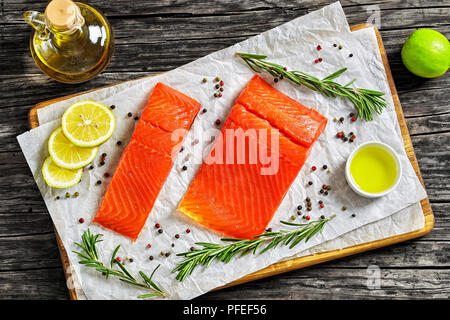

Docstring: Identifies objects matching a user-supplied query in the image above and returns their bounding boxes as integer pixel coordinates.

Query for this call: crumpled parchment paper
[18,2,426,300]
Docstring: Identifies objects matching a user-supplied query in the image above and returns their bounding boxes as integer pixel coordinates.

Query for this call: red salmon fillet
[178,75,327,239]
[93,83,201,240]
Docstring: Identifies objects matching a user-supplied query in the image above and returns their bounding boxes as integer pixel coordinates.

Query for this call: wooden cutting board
[28,24,434,300]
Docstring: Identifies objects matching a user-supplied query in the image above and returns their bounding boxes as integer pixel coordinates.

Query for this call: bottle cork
[44,0,77,29]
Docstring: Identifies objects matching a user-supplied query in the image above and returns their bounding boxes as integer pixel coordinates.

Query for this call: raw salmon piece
[237,74,327,147]
[178,75,327,239]
[93,83,201,241]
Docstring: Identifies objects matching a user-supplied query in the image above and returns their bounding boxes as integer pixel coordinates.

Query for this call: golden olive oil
[25,1,114,83]
[350,146,397,193]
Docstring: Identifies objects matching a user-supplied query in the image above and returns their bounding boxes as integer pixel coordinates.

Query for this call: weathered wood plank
[0,268,69,299]
[199,268,450,300]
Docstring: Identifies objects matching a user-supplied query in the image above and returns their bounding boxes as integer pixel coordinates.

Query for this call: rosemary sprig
[236,52,387,121]
[73,229,165,299]
[172,215,336,281]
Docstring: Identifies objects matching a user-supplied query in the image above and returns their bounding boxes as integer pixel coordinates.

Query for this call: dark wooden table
[1,0,449,299]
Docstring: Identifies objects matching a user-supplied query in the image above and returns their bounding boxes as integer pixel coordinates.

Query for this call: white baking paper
[18,2,427,300]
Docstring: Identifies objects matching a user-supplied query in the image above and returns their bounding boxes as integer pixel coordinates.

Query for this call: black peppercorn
[352,213,356,217]
[127,112,132,117]
[158,229,163,234]
[96,180,102,185]
[175,234,180,239]
[308,181,313,186]
[182,165,187,171]
[117,141,122,146]
[297,205,302,210]
[149,256,154,260]
[322,165,327,170]
[110,105,116,110]
[274,78,279,83]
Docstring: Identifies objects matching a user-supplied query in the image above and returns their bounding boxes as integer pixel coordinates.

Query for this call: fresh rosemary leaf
[173,215,335,281]
[236,52,387,121]
[110,245,121,268]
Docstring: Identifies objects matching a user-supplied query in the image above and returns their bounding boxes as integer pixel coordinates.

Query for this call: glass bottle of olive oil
[24,0,114,84]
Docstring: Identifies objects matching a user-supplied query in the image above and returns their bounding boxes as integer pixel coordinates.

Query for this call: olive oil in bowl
[345,142,401,198]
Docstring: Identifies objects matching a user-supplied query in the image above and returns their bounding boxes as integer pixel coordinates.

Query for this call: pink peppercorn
[218,93,223,98]
[351,116,357,122]
[79,218,84,223]
[305,216,311,221]
[283,67,287,71]
[318,58,323,62]
[312,166,317,171]
[155,223,160,228]
[146,244,151,249]
[219,80,224,86]
[320,204,325,208]
[314,59,319,64]
[336,132,342,138]
[317,45,322,51]
[186,228,191,233]
[351,134,356,140]
[116,257,121,262]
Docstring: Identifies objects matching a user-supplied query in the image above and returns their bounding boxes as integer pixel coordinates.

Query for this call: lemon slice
[42,157,83,189]
[61,100,115,147]
[48,127,98,169]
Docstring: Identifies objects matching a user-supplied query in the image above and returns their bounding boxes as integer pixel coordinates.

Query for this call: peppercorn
[175,234,180,239]
[202,78,207,83]
[336,132,342,138]
[312,166,317,171]
[351,134,356,140]
[215,119,221,125]
[351,213,356,217]
[338,45,343,50]
[146,244,151,249]
[186,228,191,233]
[339,117,344,123]
[182,165,187,171]
[214,93,218,98]
[89,165,94,170]
[343,137,348,142]
[322,184,327,189]
[160,251,165,256]
[117,141,122,146]
[291,215,296,220]
[101,153,107,158]
[165,252,170,257]
[321,215,325,219]
[149,256,154,260]
[65,192,71,198]
[100,161,105,166]
[297,211,302,215]
[305,216,311,220]
[306,197,311,202]
[56,196,60,200]
[324,191,328,196]
[129,258,134,262]
[158,229,163,234]
[171,243,175,247]
[79,218,84,223]
[349,138,354,143]
[190,247,195,251]
[215,84,220,89]
[96,180,102,185]
[327,169,331,173]
[279,75,284,80]
[218,93,223,98]
[127,112,132,117]
[342,206,347,211]
[155,223,160,228]
[307,207,312,211]
[202,108,207,113]
[219,80,224,86]
[317,45,322,51]
[333,44,337,47]
[323,165,328,170]
[74,192,79,197]
[319,189,324,194]
[308,181,313,186]
[274,78,279,83]
[326,186,331,191]
[104,173,110,178]
[215,76,220,82]
[115,257,121,262]
[351,116,357,122]
[297,205,302,210]
[110,105,116,110]
[219,87,224,92]
[333,117,338,122]
[266,227,272,232]
[320,204,325,208]
[284,67,288,71]
[349,53,353,57]
[134,116,139,120]
[314,59,319,64]
[318,58,323,62]
[318,200,323,204]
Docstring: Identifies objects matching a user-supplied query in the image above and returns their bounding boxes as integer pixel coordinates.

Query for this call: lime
[61,100,115,147]
[48,127,98,169]
[401,28,450,78]
[42,157,83,189]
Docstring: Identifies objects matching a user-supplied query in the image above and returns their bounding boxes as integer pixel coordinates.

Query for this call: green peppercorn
[74,192,79,197]
[338,45,343,50]
[215,76,220,82]
[342,206,347,211]
[290,215,296,220]
[65,192,71,198]
[326,186,331,191]
[160,251,165,256]
[202,78,207,83]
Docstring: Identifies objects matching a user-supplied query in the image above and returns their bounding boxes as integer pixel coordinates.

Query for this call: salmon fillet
[93,83,201,240]
[178,75,327,239]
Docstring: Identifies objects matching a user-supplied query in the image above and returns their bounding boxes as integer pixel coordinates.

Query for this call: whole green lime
[401,29,450,78]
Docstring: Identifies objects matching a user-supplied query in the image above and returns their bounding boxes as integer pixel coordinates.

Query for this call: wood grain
[27,23,434,300]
